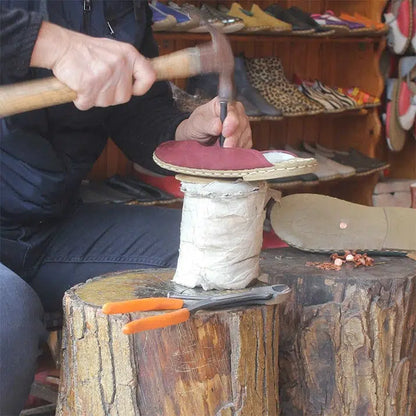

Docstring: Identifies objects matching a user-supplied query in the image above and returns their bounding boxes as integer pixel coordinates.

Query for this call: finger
[95,90,117,108]
[223,127,252,148]
[193,98,222,137]
[113,76,134,105]
[73,94,95,111]
[132,55,157,96]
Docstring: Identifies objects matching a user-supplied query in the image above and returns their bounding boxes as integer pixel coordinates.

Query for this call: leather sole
[153,141,317,181]
[270,193,416,254]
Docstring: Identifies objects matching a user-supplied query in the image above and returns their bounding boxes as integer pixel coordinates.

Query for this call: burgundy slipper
[153,140,317,181]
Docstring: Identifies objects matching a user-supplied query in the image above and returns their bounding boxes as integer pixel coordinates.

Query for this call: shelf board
[154,32,386,44]
[248,107,371,122]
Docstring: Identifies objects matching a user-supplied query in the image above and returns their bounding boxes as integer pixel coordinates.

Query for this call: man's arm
[30,20,156,110]
[1,6,157,110]
[0,7,43,78]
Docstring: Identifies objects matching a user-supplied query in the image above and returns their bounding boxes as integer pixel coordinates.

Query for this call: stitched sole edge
[153,154,318,181]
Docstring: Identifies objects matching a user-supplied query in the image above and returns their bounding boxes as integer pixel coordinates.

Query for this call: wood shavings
[307,251,375,271]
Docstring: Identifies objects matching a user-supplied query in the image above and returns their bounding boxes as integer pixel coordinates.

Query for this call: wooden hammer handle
[0,47,202,117]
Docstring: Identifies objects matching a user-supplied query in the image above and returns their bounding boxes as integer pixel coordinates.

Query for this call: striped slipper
[153,140,317,181]
[270,193,416,254]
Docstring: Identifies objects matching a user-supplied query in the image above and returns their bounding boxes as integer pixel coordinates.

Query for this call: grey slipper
[270,193,416,254]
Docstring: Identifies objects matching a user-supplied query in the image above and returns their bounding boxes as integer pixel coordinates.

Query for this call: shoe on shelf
[397,57,416,131]
[167,2,208,33]
[245,57,325,116]
[198,4,245,33]
[222,2,269,32]
[336,87,380,108]
[323,10,369,33]
[170,82,210,113]
[235,93,264,118]
[310,11,352,33]
[411,4,416,53]
[338,12,380,35]
[312,142,390,175]
[149,3,177,32]
[384,0,413,55]
[286,6,335,36]
[265,4,315,35]
[298,79,358,113]
[395,56,416,130]
[298,143,356,180]
[353,12,389,34]
[151,1,199,32]
[385,79,407,151]
[313,81,357,109]
[234,55,283,118]
[299,82,344,113]
[105,174,180,204]
[249,4,292,34]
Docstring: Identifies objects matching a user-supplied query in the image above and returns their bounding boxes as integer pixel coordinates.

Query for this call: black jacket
[0,0,188,228]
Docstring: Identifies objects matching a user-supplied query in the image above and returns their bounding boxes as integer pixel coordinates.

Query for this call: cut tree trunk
[261,248,416,416]
[56,269,282,416]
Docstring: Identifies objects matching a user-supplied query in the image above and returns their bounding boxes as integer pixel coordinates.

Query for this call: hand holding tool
[102,284,290,334]
[0,26,234,117]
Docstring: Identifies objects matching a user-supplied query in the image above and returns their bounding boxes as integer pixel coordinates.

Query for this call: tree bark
[57,269,281,416]
[261,248,416,416]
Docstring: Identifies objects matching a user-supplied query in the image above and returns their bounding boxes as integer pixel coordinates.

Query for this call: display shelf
[90,0,405,206]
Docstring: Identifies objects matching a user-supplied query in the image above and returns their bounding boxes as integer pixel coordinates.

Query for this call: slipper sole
[153,154,317,181]
[270,193,416,254]
[387,80,408,151]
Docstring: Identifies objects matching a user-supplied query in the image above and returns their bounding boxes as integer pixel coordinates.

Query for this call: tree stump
[260,248,416,416]
[57,269,283,416]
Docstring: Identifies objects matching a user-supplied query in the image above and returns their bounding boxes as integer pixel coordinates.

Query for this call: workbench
[55,247,415,416]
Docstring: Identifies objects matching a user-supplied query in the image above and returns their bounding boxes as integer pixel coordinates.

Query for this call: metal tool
[0,26,234,117]
[102,284,290,334]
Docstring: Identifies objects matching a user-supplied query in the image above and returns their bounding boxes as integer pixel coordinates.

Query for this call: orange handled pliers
[102,284,290,334]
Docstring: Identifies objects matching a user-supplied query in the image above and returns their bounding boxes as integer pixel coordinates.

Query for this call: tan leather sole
[270,193,416,254]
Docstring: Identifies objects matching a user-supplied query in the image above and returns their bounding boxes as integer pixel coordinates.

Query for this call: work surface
[260,247,416,416]
[260,247,415,283]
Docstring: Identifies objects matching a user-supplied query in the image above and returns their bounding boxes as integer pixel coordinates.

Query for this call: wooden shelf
[248,108,371,122]
[91,0,410,206]
[155,32,386,43]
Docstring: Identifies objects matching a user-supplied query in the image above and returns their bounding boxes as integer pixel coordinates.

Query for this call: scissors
[102,284,291,334]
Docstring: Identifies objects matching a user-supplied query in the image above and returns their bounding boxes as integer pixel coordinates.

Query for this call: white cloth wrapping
[173,179,269,290]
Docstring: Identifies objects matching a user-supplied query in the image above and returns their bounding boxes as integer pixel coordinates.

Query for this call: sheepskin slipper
[153,140,317,181]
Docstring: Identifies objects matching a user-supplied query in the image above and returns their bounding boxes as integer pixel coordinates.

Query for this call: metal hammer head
[199,25,235,101]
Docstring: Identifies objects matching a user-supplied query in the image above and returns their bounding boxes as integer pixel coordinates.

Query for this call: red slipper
[397,79,416,130]
[153,140,317,181]
[384,0,413,55]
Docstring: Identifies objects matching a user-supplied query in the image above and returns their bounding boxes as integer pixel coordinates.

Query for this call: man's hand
[175,98,252,148]
[30,21,156,110]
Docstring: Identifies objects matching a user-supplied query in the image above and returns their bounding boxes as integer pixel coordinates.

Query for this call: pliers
[102,284,291,334]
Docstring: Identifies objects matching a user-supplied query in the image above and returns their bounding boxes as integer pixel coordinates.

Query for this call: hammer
[0,26,234,142]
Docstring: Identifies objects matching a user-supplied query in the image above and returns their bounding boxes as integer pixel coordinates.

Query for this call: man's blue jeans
[0,202,181,415]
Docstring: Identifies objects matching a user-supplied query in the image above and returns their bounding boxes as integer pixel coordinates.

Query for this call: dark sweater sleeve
[107,4,191,174]
[0,7,43,81]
